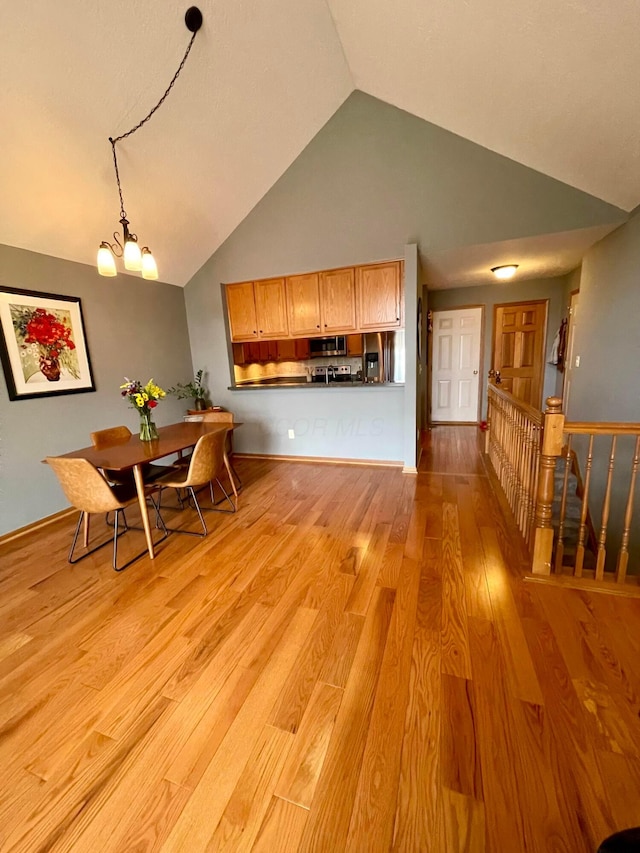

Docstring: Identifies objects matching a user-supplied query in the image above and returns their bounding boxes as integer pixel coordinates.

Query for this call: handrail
[564,422,640,435]
[487,382,543,426]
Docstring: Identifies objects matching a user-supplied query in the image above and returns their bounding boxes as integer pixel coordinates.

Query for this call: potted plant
[167,368,208,411]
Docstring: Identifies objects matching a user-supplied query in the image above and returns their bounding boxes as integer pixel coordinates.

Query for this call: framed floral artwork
[0,286,96,401]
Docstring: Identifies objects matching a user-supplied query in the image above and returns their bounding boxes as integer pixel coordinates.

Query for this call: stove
[311,365,352,383]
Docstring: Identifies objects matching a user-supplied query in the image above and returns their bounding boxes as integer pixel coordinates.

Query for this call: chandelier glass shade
[97,7,203,281]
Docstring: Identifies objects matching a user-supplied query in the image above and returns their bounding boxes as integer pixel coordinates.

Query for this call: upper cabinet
[254,278,289,339]
[226,282,258,341]
[356,261,402,330]
[286,273,322,336]
[319,268,357,333]
[226,259,403,342]
[226,278,289,342]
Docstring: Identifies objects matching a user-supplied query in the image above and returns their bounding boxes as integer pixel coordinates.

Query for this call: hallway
[0,426,638,850]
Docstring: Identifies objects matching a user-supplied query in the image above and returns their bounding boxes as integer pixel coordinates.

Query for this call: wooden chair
[156,429,235,537]
[45,456,167,572]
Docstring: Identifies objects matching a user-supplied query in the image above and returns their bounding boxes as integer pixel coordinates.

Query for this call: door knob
[473,370,478,375]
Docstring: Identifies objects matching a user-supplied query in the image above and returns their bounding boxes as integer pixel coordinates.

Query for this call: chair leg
[68,502,168,571]
[161,486,208,537]
[190,487,208,536]
[208,479,236,513]
[224,455,239,502]
[83,511,90,547]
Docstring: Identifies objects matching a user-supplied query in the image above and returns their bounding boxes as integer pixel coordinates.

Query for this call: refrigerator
[363,330,405,384]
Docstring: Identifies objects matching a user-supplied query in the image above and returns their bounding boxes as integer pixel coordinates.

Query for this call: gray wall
[0,244,193,535]
[428,276,568,418]
[566,215,640,569]
[184,91,623,461]
[569,213,640,423]
[403,244,419,471]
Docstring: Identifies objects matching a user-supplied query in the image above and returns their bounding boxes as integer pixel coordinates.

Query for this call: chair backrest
[45,456,130,514]
[181,429,227,488]
[199,411,234,423]
[90,425,132,449]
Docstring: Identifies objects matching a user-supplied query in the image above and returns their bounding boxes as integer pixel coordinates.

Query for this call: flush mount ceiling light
[491,264,519,280]
[97,7,203,280]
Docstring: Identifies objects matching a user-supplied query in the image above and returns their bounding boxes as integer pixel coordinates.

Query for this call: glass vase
[139,411,159,441]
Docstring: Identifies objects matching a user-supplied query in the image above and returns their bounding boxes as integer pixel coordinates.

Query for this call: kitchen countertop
[230,380,403,390]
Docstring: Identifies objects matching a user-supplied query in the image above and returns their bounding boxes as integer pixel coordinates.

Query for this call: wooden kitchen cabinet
[295,338,310,359]
[226,281,258,341]
[277,339,297,360]
[357,261,402,330]
[347,334,363,357]
[258,340,279,361]
[286,273,322,336]
[254,278,289,339]
[226,278,289,342]
[227,259,403,344]
[232,343,247,364]
[319,268,357,333]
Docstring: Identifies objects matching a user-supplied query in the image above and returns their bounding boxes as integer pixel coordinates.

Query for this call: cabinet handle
[259,330,263,333]
[316,325,320,329]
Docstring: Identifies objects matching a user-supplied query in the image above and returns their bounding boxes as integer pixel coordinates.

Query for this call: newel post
[531,396,565,576]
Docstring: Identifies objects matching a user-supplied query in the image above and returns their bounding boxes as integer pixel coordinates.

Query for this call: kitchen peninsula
[224,259,405,390]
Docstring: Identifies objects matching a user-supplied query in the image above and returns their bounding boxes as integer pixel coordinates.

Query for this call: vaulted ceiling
[2,0,637,286]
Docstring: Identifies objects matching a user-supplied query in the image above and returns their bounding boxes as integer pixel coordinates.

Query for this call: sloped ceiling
[0,0,636,286]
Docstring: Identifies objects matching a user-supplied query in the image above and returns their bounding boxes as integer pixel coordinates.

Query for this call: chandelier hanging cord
[109,139,128,225]
[98,7,202,279]
[110,27,198,146]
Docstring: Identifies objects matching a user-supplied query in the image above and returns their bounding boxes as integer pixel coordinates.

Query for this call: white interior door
[431,307,482,422]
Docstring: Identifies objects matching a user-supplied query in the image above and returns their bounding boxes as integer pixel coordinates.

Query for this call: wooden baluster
[616,435,640,584]
[575,434,594,578]
[554,436,573,573]
[532,397,565,576]
[516,410,526,533]
[525,421,534,544]
[594,435,617,580]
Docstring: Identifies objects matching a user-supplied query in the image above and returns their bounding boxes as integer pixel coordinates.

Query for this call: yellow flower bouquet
[120,377,166,440]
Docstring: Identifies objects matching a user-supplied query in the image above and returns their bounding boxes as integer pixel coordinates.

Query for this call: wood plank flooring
[1,425,639,851]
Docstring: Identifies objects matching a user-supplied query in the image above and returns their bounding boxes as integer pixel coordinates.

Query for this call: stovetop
[311,365,353,383]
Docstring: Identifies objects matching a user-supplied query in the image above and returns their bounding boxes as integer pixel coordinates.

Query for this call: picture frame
[0,286,96,401]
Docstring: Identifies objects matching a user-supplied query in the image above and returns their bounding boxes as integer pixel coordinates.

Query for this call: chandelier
[97,7,203,280]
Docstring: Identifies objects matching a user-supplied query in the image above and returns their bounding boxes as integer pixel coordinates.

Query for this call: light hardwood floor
[1,426,639,851]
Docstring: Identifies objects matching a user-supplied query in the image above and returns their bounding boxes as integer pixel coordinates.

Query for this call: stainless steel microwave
[309,335,347,358]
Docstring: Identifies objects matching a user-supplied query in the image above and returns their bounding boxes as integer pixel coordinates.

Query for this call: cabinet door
[357,262,402,330]
[247,341,261,362]
[232,343,247,365]
[295,338,310,359]
[254,278,289,339]
[286,273,322,337]
[320,268,356,333]
[277,339,297,360]
[226,282,258,341]
[347,334,363,357]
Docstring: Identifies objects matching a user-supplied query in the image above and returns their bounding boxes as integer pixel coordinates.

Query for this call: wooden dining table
[54,421,241,559]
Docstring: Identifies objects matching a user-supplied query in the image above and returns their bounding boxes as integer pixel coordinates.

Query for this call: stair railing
[487,386,640,586]
[534,419,640,584]
[486,382,543,547]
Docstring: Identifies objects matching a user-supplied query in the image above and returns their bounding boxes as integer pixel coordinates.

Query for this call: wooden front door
[493,300,548,408]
